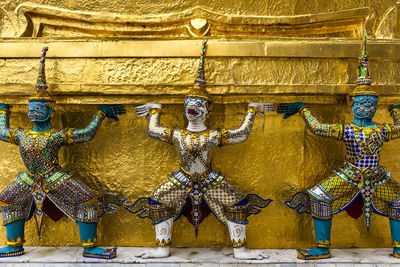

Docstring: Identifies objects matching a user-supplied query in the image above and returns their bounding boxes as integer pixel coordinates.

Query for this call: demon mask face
[352,95,378,120]
[184,97,209,123]
[28,100,53,122]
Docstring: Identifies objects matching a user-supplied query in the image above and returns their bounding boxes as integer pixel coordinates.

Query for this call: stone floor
[0,247,398,266]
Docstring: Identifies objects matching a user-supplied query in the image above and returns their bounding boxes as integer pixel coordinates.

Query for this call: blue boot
[390,218,400,258]
[78,222,116,259]
[297,217,331,260]
[0,219,25,257]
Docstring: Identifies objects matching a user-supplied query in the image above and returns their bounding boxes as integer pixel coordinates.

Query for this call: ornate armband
[0,109,9,115]
[150,108,161,116]
[385,123,400,141]
[96,110,106,120]
[299,106,343,140]
[391,107,400,123]
[9,128,22,145]
[247,106,258,114]
[329,124,344,140]
[162,128,174,144]
[63,128,77,145]
[298,105,308,113]
[217,128,229,146]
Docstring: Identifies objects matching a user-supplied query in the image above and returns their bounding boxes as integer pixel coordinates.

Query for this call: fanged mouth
[188,109,199,116]
[357,108,373,113]
[28,111,45,118]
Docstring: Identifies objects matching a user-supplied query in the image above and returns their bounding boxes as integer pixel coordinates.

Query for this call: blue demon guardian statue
[0,47,125,259]
[278,32,400,259]
[125,40,274,260]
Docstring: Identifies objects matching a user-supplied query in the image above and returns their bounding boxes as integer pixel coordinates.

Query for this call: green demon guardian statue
[279,32,400,259]
[0,47,125,259]
[125,40,274,260]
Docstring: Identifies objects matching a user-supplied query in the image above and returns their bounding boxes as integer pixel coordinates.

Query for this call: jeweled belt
[341,162,385,188]
[179,167,211,183]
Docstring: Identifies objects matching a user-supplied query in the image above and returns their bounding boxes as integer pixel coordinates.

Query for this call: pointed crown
[28,46,55,102]
[186,39,212,102]
[350,31,378,97]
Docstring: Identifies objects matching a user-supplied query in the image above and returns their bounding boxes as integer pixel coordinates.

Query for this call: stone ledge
[0,247,399,266]
[2,84,400,105]
[0,39,400,58]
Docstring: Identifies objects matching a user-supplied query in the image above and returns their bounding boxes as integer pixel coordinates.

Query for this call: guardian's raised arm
[277,102,343,140]
[65,105,125,145]
[218,102,274,146]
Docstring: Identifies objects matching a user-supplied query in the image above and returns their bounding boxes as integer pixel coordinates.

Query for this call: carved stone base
[0,247,398,266]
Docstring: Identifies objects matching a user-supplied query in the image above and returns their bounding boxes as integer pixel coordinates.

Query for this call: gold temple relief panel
[13,3,370,38]
[1,0,400,38]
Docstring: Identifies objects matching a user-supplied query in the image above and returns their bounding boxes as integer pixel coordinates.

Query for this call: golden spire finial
[28,46,55,102]
[350,30,378,97]
[186,39,212,102]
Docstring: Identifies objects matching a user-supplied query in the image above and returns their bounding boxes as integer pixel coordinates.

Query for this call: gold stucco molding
[13,2,371,38]
[1,84,399,105]
[0,39,399,105]
[0,39,400,58]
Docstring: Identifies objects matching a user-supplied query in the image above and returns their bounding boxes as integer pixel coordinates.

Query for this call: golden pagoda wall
[0,0,399,248]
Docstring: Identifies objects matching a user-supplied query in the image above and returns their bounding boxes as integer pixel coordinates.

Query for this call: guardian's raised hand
[0,104,9,110]
[98,105,126,121]
[248,102,275,116]
[277,102,305,119]
[135,103,162,118]
[390,105,400,112]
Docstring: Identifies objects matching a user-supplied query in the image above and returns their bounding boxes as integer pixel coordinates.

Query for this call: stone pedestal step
[0,247,398,266]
